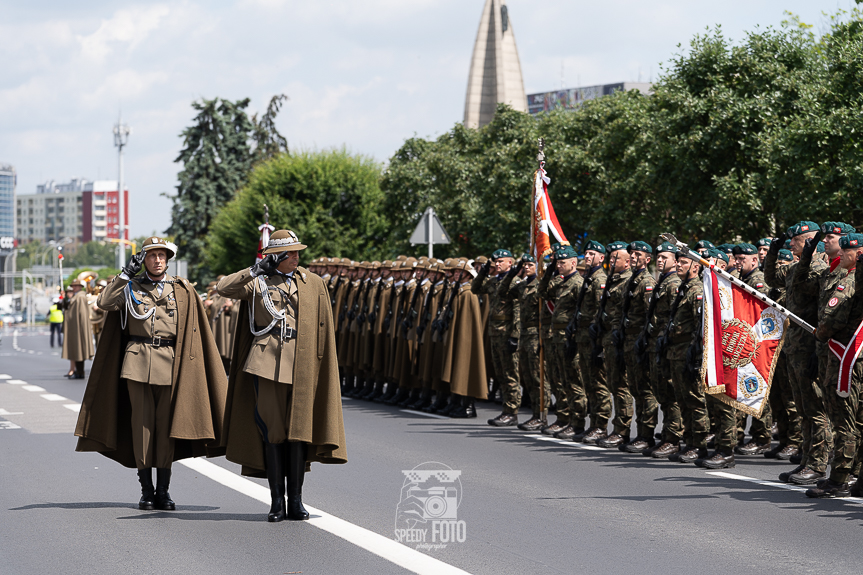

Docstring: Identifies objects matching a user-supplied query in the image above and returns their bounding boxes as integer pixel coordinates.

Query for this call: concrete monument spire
[463,0,527,129]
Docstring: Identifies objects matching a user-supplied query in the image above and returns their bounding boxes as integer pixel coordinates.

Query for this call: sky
[0,0,854,238]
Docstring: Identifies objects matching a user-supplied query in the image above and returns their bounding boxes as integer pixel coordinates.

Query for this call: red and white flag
[256,222,275,263]
[701,267,787,416]
[532,163,569,259]
[827,324,863,398]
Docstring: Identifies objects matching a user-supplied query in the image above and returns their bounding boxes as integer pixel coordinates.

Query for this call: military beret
[655,241,679,255]
[716,243,736,255]
[821,221,856,236]
[708,248,729,264]
[816,242,825,253]
[783,239,792,250]
[520,253,536,263]
[788,220,819,238]
[732,243,757,256]
[555,246,578,260]
[777,249,794,262]
[694,240,715,251]
[840,233,863,249]
[583,240,606,255]
[627,240,652,254]
[606,240,628,253]
[549,242,562,253]
[491,249,513,260]
[756,238,772,248]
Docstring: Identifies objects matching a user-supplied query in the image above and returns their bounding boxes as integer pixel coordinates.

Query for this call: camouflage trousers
[602,333,633,436]
[705,393,737,452]
[624,339,658,441]
[519,333,549,413]
[577,337,611,430]
[670,355,709,449]
[490,333,520,415]
[768,352,802,448]
[551,337,587,429]
[824,357,863,484]
[736,401,772,445]
[789,351,832,473]
[649,344,683,443]
[543,334,569,422]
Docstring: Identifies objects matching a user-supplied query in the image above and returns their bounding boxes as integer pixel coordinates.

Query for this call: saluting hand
[122,252,145,277]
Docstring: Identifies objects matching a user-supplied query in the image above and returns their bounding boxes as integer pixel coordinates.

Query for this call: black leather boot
[137,468,155,510]
[75,361,85,379]
[154,468,176,511]
[450,397,476,418]
[357,379,377,400]
[398,388,420,408]
[426,392,450,413]
[374,383,398,403]
[265,442,286,522]
[385,386,410,406]
[438,394,461,416]
[286,441,310,520]
[348,376,367,398]
[407,389,432,410]
[365,380,385,401]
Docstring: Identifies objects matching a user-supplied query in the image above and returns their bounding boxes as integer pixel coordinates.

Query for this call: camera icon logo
[395,462,464,545]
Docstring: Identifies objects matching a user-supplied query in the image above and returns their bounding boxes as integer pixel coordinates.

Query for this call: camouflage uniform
[540,270,587,431]
[622,267,658,443]
[765,280,803,453]
[576,266,611,431]
[471,269,521,415]
[735,268,773,448]
[667,276,709,450]
[504,273,544,413]
[597,267,633,438]
[647,272,684,445]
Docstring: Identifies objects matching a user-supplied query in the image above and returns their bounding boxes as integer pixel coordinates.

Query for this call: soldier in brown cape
[351,261,383,399]
[90,279,109,348]
[217,229,347,522]
[75,237,227,511]
[208,276,238,373]
[406,260,441,410]
[337,262,361,395]
[62,278,94,379]
[365,261,394,401]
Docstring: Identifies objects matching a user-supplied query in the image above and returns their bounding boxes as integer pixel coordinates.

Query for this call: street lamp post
[113,115,131,268]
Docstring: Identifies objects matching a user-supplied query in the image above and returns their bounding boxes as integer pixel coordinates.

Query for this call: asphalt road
[2,324,863,575]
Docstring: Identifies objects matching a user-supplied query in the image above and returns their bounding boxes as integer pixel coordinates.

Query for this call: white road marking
[705,471,863,505]
[63,404,82,412]
[180,458,472,575]
[0,374,11,379]
[0,408,24,415]
[22,385,46,392]
[0,421,22,430]
[7,380,27,385]
[400,409,449,420]
[529,434,605,451]
[41,394,69,402]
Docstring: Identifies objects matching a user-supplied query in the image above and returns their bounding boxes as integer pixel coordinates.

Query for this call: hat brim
[261,243,307,254]
[142,243,177,259]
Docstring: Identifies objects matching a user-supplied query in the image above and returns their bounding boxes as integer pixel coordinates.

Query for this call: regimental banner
[532,164,569,259]
[826,322,863,398]
[701,268,787,416]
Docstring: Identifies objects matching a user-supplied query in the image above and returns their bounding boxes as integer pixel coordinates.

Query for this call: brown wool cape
[62,290,95,362]
[74,278,228,467]
[221,268,347,477]
[442,284,488,399]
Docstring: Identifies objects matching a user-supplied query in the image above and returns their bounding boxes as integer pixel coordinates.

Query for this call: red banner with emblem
[532,163,569,259]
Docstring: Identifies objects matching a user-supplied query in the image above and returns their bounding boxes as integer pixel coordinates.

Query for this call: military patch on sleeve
[829,297,839,307]
[696,295,703,300]
[600,284,606,289]
[755,283,764,288]
[837,285,845,291]
[645,286,654,292]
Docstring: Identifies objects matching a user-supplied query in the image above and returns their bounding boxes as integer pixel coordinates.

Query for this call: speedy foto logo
[395,462,466,551]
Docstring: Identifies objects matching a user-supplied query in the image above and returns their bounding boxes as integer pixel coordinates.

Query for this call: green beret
[491,249,513,260]
[583,240,606,255]
[839,233,863,249]
[606,240,628,253]
[549,242,562,253]
[695,240,715,251]
[732,243,757,256]
[517,253,535,263]
[627,240,652,254]
[756,238,772,248]
[789,220,819,238]
[777,249,794,262]
[716,243,736,254]
[784,239,792,250]
[555,246,578,260]
[816,241,826,253]
[656,241,679,255]
[708,248,729,264]
[821,221,856,235]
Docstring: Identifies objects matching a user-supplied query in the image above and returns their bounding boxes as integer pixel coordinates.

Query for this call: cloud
[77,4,171,62]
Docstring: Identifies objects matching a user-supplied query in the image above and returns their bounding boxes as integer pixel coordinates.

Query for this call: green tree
[251,94,289,164]
[206,149,389,274]
[66,241,118,268]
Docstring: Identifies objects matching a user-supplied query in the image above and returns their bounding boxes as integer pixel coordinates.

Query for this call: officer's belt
[256,323,298,340]
[491,314,513,321]
[129,335,176,348]
[552,322,569,329]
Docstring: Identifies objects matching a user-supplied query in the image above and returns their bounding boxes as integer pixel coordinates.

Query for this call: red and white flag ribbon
[532,163,569,260]
[701,267,788,416]
[826,321,863,398]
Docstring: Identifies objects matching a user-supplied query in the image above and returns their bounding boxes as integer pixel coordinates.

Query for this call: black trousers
[50,323,63,347]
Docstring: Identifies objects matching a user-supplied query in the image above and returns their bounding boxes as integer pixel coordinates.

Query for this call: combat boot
[789,467,825,485]
[597,433,628,449]
[154,468,176,511]
[778,465,805,483]
[366,380,386,402]
[285,442,310,520]
[137,468,155,510]
[397,388,420,408]
[347,376,366,398]
[571,427,591,442]
[438,394,461,417]
[650,442,680,459]
[541,418,566,436]
[374,383,397,403]
[341,374,355,397]
[774,445,799,461]
[450,397,476,418]
[353,378,374,399]
[488,413,518,427]
[623,437,655,454]
[426,392,450,414]
[581,428,608,444]
[554,425,576,440]
[805,478,850,499]
[264,442,286,522]
[698,450,736,469]
[407,389,432,411]
[735,441,771,456]
[677,447,708,464]
[385,386,410,406]
[518,415,545,432]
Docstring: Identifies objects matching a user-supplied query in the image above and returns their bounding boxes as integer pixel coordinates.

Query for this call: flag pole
[534,138,547,425]
[660,232,816,333]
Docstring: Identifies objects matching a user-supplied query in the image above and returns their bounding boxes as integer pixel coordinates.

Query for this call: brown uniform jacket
[62,290,94,362]
[442,282,487,399]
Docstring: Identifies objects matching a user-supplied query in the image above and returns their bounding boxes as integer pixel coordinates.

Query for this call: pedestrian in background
[48,297,63,348]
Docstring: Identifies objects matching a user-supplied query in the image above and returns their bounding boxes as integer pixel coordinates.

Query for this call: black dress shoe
[698,451,736,469]
[488,413,518,427]
[651,442,680,459]
[581,428,608,444]
[597,433,627,449]
[774,445,799,460]
[735,441,771,456]
[790,452,803,465]
[623,438,654,454]
[555,426,581,440]
[806,479,850,499]
[789,467,825,485]
[779,465,804,483]
[517,416,545,432]
[677,447,708,463]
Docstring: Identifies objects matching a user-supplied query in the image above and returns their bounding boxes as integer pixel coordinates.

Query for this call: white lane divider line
[41,394,69,402]
[400,409,449,420]
[0,374,11,379]
[63,404,82,412]
[22,385,46,392]
[705,471,863,505]
[0,421,22,430]
[0,408,24,415]
[180,458,472,575]
[529,434,605,451]
[7,380,27,385]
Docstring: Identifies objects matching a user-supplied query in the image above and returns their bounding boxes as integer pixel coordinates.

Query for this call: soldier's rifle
[660,233,815,333]
[401,277,425,338]
[433,279,460,335]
